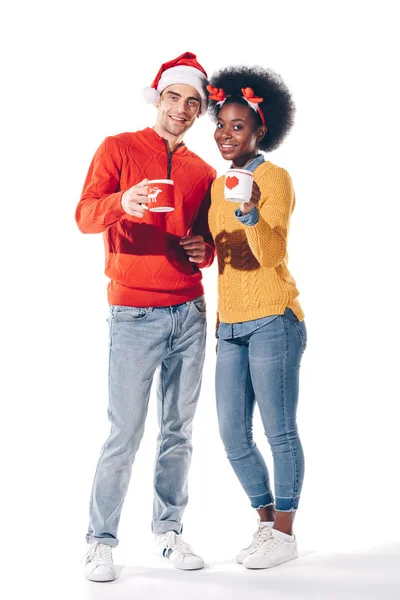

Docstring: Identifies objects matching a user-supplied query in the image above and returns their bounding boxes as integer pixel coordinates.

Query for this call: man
[76,52,215,582]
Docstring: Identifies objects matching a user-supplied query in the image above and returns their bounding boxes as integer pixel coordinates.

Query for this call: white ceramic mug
[224,169,254,202]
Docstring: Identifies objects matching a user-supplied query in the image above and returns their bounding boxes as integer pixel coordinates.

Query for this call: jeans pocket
[190,296,207,315]
[294,319,307,349]
[110,306,149,322]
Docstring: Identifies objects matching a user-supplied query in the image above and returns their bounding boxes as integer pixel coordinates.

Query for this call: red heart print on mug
[226,176,239,190]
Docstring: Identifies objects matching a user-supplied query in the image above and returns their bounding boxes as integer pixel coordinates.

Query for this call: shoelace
[163,532,194,558]
[249,525,272,551]
[255,535,281,555]
[84,543,113,565]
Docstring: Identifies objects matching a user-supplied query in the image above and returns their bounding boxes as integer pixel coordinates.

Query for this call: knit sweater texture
[208,161,304,324]
[76,128,216,307]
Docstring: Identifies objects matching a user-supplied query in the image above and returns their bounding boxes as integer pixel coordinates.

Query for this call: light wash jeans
[86,297,207,547]
[216,308,306,512]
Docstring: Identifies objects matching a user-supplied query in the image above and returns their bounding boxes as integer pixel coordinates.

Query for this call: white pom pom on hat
[142,87,160,104]
[142,51,209,116]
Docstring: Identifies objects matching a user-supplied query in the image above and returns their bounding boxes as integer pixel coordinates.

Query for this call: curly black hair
[208,66,295,152]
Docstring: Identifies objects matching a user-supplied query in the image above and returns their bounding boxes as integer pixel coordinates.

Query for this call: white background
[1,1,399,598]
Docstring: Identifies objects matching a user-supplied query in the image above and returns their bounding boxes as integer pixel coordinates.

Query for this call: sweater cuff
[107,191,126,222]
[235,206,259,226]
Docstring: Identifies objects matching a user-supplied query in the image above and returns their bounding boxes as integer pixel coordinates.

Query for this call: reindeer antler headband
[207,85,266,126]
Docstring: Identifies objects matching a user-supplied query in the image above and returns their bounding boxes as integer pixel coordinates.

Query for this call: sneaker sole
[173,562,204,571]
[85,571,116,582]
[244,553,298,570]
[155,555,204,570]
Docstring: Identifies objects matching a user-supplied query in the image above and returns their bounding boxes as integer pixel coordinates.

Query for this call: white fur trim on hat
[143,65,208,116]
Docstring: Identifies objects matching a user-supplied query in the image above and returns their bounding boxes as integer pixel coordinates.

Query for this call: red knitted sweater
[76,128,216,307]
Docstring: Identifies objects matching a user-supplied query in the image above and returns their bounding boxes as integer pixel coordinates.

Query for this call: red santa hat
[142,51,209,116]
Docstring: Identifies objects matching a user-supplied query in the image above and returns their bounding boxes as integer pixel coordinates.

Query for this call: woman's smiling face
[214,101,266,167]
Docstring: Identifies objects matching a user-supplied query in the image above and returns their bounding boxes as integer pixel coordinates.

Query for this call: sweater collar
[141,127,187,154]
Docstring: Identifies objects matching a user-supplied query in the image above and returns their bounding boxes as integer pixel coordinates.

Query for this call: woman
[207,66,307,569]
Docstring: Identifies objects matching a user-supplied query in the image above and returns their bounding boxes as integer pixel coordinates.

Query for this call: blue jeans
[216,308,306,512]
[86,297,207,547]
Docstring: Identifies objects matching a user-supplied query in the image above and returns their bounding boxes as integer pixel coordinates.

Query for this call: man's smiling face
[155,84,201,138]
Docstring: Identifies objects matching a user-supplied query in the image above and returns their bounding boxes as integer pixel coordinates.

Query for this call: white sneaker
[84,543,116,582]
[154,531,204,570]
[243,531,298,569]
[236,521,273,564]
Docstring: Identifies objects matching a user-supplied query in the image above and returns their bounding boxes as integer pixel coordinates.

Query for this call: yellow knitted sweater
[209,161,304,324]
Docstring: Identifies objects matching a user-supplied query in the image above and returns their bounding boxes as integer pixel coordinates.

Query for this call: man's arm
[75,137,127,233]
[180,182,216,268]
[76,136,150,232]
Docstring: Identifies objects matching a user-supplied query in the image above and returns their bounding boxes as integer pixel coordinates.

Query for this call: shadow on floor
[84,543,400,600]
